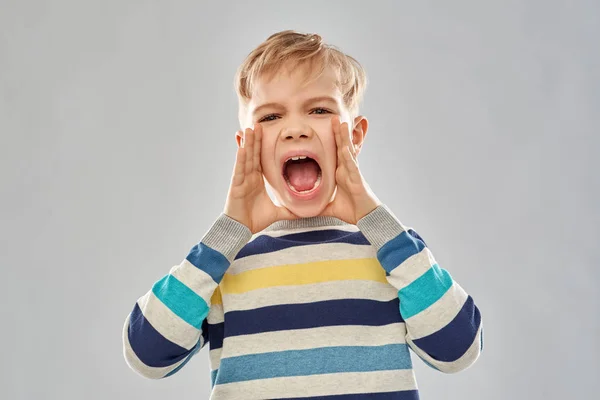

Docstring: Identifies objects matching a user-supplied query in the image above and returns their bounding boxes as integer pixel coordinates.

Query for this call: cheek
[317,133,338,171]
[260,140,277,173]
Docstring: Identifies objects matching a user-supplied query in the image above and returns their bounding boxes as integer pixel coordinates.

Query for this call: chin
[284,201,327,218]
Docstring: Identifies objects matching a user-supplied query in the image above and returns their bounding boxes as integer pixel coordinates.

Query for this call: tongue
[286,159,319,191]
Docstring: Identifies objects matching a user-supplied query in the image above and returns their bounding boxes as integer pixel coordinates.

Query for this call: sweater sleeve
[122,214,252,379]
[357,205,483,374]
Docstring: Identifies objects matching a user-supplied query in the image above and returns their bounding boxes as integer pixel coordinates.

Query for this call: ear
[235,130,243,148]
[351,115,368,155]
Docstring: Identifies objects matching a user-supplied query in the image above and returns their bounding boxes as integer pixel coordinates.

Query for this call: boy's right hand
[224,123,297,234]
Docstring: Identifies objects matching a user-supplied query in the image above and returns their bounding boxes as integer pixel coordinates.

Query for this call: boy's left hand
[320,116,381,225]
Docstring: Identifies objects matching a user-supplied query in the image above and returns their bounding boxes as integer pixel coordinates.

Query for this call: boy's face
[238,63,367,218]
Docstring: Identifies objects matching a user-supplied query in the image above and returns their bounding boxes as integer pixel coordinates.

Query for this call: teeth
[287,155,309,162]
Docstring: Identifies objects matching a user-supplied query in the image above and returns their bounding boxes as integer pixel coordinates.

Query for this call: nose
[280,124,314,142]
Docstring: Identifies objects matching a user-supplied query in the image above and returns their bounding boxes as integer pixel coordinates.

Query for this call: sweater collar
[263,215,352,232]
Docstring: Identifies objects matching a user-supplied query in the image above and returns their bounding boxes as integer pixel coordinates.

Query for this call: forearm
[357,205,483,373]
[123,214,252,378]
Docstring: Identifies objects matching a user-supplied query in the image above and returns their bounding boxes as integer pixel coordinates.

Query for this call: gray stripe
[357,204,406,251]
[264,215,351,231]
[201,214,253,263]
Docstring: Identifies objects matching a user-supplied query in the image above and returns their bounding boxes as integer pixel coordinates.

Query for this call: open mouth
[282,155,322,195]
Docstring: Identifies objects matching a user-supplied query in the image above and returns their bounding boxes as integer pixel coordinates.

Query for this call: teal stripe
[211,369,218,388]
[152,275,209,329]
[399,264,453,319]
[215,344,412,384]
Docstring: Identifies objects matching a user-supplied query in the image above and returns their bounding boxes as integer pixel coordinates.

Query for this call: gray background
[1,0,598,399]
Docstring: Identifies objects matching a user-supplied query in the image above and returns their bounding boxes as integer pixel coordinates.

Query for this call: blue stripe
[151,275,209,329]
[224,298,403,338]
[413,296,481,362]
[236,230,370,259]
[275,390,420,400]
[377,231,426,274]
[186,242,230,283]
[217,344,412,383]
[399,264,453,319]
[208,321,224,350]
[128,303,191,368]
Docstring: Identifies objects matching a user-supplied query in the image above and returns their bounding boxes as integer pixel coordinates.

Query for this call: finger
[232,144,246,186]
[343,145,358,168]
[343,146,362,182]
[341,122,357,159]
[332,117,343,166]
[253,123,262,172]
[244,127,254,176]
[338,121,352,171]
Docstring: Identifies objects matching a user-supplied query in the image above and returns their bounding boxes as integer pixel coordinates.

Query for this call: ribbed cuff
[201,214,253,262]
[356,204,407,251]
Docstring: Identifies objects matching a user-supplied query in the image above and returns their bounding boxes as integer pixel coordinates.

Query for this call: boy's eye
[259,114,279,122]
[310,107,331,115]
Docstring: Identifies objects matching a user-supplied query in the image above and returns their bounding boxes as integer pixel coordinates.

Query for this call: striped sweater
[123,204,483,399]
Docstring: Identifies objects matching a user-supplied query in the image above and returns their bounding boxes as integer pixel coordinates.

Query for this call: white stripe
[122,314,186,379]
[407,323,483,374]
[207,301,224,324]
[137,291,201,350]
[211,369,417,399]
[386,247,437,290]
[169,260,218,306]
[222,279,398,312]
[404,281,469,339]
[228,241,377,275]
[209,347,223,370]
[221,323,407,358]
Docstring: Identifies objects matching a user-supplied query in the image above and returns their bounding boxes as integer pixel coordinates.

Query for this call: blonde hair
[234,30,367,120]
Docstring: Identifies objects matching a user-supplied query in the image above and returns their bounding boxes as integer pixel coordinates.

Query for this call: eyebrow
[251,96,339,116]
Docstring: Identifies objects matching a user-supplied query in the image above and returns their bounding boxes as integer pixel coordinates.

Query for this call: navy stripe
[128,303,190,368]
[236,230,370,259]
[412,296,481,362]
[208,321,224,350]
[407,229,426,246]
[201,318,209,346]
[275,390,420,399]
[186,242,230,283]
[165,336,203,377]
[224,298,403,338]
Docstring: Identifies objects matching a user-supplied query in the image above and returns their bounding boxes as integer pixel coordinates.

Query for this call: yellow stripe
[218,258,386,296]
[210,285,222,305]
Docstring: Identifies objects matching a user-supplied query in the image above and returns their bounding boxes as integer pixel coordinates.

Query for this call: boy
[123,30,483,399]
